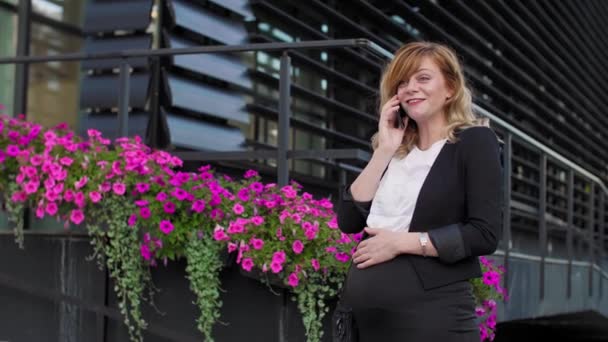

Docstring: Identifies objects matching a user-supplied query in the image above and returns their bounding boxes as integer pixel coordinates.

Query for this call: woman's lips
[406,99,425,106]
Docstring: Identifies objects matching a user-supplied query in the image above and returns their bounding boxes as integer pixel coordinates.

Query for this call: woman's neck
[416,114,448,151]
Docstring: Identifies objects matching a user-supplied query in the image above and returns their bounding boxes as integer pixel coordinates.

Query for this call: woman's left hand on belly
[352,227,404,269]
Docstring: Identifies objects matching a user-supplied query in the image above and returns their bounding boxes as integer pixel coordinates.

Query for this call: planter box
[0,233,337,341]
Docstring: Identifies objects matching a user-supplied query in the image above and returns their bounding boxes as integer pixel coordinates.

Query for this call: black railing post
[567,170,574,298]
[277,51,291,187]
[13,0,31,117]
[588,183,595,297]
[539,153,547,300]
[117,59,131,138]
[149,57,161,148]
[599,191,605,299]
[502,132,512,302]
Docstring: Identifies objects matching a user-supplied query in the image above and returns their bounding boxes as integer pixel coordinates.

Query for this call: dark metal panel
[167,33,252,90]
[79,112,148,140]
[166,112,246,151]
[83,0,153,34]
[166,74,249,124]
[80,73,150,109]
[82,35,152,70]
[170,0,247,45]
[208,0,253,18]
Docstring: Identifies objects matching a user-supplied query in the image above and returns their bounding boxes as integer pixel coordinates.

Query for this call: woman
[336,41,502,341]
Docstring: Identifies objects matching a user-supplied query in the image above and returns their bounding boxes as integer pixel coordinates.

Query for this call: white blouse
[366,138,448,232]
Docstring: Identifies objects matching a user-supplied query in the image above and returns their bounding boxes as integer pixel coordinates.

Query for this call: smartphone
[394,104,407,129]
[394,104,417,129]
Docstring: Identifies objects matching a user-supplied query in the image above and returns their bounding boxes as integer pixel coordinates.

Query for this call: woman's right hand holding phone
[377,95,408,156]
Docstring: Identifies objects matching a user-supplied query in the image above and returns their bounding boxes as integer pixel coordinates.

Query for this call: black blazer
[337,126,503,290]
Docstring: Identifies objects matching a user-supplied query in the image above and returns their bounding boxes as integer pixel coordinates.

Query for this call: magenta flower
[135,199,148,207]
[232,203,244,215]
[171,187,189,201]
[139,207,151,219]
[244,169,258,179]
[288,272,299,287]
[335,252,350,263]
[128,214,137,227]
[59,157,73,166]
[163,201,176,214]
[75,176,88,190]
[311,258,320,271]
[89,191,102,203]
[482,271,500,287]
[135,183,150,194]
[250,182,263,193]
[6,144,20,157]
[227,242,238,253]
[112,182,126,195]
[241,258,254,272]
[140,244,151,260]
[45,202,58,216]
[213,227,229,241]
[251,216,264,226]
[191,199,206,213]
[24,181,39,194]
[159,220,174,234]
[237,188,249,201]
[70,209,85,225]
[270,261,283,274]
[156,192,168,201]
[292,240,304,254]
[272,250,286,264]
[475,306,486,317]
[251,238,264,250]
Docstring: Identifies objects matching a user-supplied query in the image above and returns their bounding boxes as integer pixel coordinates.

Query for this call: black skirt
[342,254,480,342]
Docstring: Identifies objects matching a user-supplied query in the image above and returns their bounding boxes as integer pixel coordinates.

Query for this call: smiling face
[396,57,453,124]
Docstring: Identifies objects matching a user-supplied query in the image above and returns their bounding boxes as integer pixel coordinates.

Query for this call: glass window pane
[27,22,83,130]
[33,0,87,28]
[0,7,16,230]
[0,7,17,115]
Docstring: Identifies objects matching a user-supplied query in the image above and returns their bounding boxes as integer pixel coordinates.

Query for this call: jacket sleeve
[427,126,503,264]
[336,184,371,234]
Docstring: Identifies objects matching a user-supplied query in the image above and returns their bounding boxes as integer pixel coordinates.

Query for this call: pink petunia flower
[70,209,85,225]
[89,191,102,203]
[251,238,264,250]
[191,199,206,213]
[135,183,150,194]
[156,192,168,202]
[244,169,258,179]
[287,272,299,287]
[159,220,174,234]
[241,258,254,272]
[292,240,304,254]
[233,203,244,215]
[139,207,151,219]
[251,216,264,226]
[45,202,58,216]
[140,244,151,260]
[270,261,283,274]
[163,201,176,214]
[128,214,137,227]
[112,182,126,195]
[311,258,320,271]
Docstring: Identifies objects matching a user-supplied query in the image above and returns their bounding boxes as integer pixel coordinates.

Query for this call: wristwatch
[419,232,429,257]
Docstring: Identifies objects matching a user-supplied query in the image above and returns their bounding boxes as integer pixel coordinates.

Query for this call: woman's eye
[418,76,430,82]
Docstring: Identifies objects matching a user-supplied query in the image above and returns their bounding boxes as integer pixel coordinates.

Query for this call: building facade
[1,0,608,270]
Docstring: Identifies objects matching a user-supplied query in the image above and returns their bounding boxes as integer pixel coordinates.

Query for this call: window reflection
[27,22,82,130]
[0,7,17,115]
[33,0,86,28]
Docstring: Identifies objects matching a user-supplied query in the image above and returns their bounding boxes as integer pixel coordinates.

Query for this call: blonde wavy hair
[371,41,485,159]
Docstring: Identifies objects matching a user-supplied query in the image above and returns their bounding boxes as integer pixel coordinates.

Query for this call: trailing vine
[293,272,342,342]
[5,180,25,248]
[87,196,149,342]
[184,231,225,341]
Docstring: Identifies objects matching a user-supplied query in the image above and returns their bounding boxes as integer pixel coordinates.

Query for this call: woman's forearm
[396,232,439,257]
[350,150,393,202]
